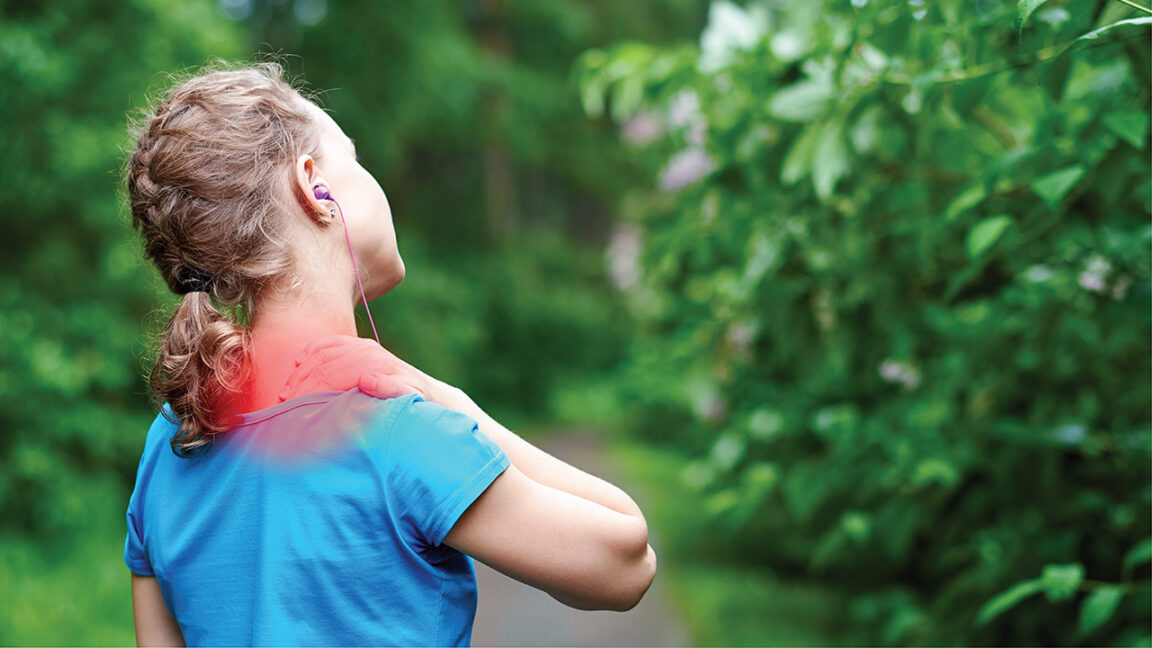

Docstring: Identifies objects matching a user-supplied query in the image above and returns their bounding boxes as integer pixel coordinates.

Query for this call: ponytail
[151,291,250,456]
[125,64,319,456]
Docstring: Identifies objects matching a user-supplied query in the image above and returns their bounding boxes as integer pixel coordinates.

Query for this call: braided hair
[125,62,320,455]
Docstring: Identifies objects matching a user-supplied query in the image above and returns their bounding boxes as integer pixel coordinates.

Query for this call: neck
[243,284,361,412]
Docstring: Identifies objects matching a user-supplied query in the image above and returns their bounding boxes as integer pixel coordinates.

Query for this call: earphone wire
[330,197,382,345]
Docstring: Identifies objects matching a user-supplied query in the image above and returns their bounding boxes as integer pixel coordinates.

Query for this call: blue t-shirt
[124,390,510,646]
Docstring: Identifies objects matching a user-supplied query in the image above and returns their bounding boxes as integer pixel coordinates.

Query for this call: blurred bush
[0,0,705,640]
[370,233,631,428]
[581,0,1151,644]
[0,1,247,641]
[0,0,246,540]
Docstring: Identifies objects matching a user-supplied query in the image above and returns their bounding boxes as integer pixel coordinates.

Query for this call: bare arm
[131,574,184,647]
[425,381,645,520]
[443,462,657,611]
[283,335,647,519]
[282,335,659,610]
[406,377,658,610]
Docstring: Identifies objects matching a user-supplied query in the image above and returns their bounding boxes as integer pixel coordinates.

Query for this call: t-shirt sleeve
[124,490,153,575]
[124,437,156,576]
[384,395,510,551]
[123,408,173,576]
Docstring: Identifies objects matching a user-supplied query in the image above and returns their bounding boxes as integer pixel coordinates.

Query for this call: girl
[123,62,656,646]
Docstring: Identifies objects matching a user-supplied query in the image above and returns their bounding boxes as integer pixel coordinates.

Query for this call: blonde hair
[126,62,320,455]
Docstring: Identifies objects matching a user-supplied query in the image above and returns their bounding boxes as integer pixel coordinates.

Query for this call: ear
[294,153,333,224]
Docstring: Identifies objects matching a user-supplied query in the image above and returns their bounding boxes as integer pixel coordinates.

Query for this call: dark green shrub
[581,1,1151,644]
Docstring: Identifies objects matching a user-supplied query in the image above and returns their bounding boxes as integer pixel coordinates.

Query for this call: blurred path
[471,433,691,647]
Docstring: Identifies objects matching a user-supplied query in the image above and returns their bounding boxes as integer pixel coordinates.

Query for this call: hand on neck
[244,280,365,413]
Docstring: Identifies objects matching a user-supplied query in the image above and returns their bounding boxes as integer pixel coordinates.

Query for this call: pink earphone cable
[330,197,381,345]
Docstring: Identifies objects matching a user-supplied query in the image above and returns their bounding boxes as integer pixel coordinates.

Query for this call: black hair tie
[177,265,215,295]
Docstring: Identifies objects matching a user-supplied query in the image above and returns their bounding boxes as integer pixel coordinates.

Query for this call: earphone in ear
[311,184,382,345]
[313,186,337,219]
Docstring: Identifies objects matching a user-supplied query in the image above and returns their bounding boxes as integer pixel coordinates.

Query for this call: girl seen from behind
[123,62,655,647]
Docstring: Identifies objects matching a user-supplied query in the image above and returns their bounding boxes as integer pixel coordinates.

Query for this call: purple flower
[606,225,643,291]
[620,111,663,146]
[659,147,715,191]
[879,359,921,390]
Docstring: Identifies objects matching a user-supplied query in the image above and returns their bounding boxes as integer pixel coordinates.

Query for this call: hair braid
[125,62,320,455]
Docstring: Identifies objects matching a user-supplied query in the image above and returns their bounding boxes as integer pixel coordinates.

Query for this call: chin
[369,258,406,300]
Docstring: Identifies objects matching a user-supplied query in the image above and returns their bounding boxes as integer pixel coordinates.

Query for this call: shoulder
[139,405,181,459]
[378,393,507,472]
[391,394,476,432]
[385,393,500,455]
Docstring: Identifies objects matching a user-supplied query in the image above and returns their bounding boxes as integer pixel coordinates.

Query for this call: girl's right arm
[132,574,185,647]
[426,381,646,520]
[284,336,649,522]
[430,381,658,610]
[443,461,657,611]
[283,335,658,609]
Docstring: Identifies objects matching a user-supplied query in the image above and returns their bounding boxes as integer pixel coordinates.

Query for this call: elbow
[607,542,657,612]
[603,516,657,611]
[551,515,658,612]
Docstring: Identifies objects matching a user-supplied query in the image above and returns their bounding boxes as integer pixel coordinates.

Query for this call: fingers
[282,349,360,401]
[280,334,421,402]
[359,373,424,400]
[297,334,376,366]
[281,352,363,400]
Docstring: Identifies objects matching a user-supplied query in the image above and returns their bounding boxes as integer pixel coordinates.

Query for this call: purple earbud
[311,183,382,345]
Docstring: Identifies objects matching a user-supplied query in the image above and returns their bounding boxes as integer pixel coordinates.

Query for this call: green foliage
[0,0,245,538]
[1123,537,1152,577]
[0,0,703,642]
[977,578,1046,627]
[1018,0,1053,32]
[0,4,246,637]
[581,0,1151,644]
[608,438,850,646]
[369,234,630,428]
[0,488,134,644]
[1079,585,1125,637]
[978,559,1137,640]
[966,215,1014,259]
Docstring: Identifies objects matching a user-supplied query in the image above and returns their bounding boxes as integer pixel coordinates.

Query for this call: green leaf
[840,511,871,542]
[946,184,987,221]
[580,79,606,118]
[578,50,608,117]
[1040,563,1085,602]
[1122,537,1152,578]
[952,78,990,114]
[966,215,1013,259]
[1103,112,1149,150]
[766,78,836,123]
[610,75,644,122]
[812,121,848,202]
[704,488,741,517]
[1017,0,1050,32]
[699,0,769,72]
[709,433,746,471]
[977,579,1043,626]
[1039,51,1072,101]
[1073,17,1152,46]
[1031,166,1085,208]
[781,125,820,185]
[783,465,828,522]
[1078,586,1124,637]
